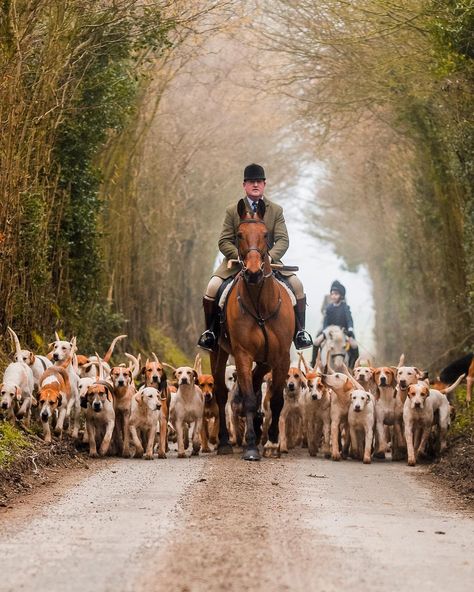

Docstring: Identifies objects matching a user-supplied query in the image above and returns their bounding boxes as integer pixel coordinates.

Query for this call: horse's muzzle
[244,269,263,284]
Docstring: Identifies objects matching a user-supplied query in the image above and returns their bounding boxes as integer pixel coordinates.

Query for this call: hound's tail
[103,334,127,364]
[441,373,466,395]
[7,326,23,361]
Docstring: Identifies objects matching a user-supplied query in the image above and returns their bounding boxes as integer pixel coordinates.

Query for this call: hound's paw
[157,451,167,459]
[201,446,211,453]
[280,447,289,454]
[89,451,99,458]
[177,452,187,458]
[144,453,154,460]
[191,448,200,456]
[263,442,280,459]
[122,448,130,458]
[134,448,144,458]
[374,450,386,459]
[331,452,341,462]
[363,456,372,464]
[407,458,416,467]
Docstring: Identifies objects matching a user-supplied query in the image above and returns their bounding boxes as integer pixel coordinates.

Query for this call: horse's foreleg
[252,363,269,445]
[263,362,288,459]
[214,348,232,455]
[235,351,260,461]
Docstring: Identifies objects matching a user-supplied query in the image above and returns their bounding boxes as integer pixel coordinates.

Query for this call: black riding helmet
[330,280,346,299]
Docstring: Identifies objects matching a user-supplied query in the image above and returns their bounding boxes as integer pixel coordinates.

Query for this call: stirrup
[197,330,217,352]
[294,330,313,350]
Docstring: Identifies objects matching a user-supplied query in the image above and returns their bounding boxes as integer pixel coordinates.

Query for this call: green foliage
[39,7,173,349]
[430,1,474,61]
[451,387,474,438]
[148,327,191,368]
[0,423,31,468]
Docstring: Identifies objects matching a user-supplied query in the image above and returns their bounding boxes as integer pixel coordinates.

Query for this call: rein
[235,215,281,362]
[237,274,282,363]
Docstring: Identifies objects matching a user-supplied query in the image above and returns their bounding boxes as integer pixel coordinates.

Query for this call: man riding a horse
[197,163,312,352]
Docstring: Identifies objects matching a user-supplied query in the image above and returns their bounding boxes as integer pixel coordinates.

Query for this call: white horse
[320,325,348,371]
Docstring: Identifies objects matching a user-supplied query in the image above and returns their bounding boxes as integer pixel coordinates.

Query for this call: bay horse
[210,198,294,460]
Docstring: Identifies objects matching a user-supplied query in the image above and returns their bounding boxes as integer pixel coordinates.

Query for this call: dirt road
[0,450,472,592]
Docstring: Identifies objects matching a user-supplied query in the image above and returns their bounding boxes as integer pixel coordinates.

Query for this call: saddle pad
[277,278,296,306]
[219,280,235,309]
[218,277,296,309]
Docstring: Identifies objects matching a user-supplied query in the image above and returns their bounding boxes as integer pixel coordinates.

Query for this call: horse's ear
[237,198,247,219]
[256,199,266,220]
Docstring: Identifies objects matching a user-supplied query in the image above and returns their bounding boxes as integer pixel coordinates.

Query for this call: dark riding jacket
[323,301,354,332]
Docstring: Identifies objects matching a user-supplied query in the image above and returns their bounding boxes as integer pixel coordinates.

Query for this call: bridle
[235,218,281,363]
[237,219,271,278]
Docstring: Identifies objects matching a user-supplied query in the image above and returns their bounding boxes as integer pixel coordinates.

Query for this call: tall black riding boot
[197,297,218,352]
[294,296,313,350]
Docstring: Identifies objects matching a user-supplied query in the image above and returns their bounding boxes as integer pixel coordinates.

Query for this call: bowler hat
[244,163,266,181]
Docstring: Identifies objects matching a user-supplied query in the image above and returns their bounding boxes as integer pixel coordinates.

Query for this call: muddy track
[0,450,473,592]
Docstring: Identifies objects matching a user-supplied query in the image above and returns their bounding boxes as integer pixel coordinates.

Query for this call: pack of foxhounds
[0,327,469,467]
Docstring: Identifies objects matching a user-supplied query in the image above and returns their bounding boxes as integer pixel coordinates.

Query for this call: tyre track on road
[0,451,473,592]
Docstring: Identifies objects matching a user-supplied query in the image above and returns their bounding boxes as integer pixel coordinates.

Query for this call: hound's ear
[193,370,199,384]
[140,366,146,375]
[134,392,142,402]
[57,394,63,406]
[15,386,22,400]
[31,396,38,407]
[55,331,60,341]
[390,370,397,387]
[366,393,371,401]
[28,352,35,365]
[414,368,424,378]
[159,376,167,392]
[106,389,113,402]
[256,199,266,220]
[173,370,177,380]
[237,198,247,219]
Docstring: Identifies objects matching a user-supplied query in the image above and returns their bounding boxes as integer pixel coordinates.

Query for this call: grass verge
[431,387,474,504]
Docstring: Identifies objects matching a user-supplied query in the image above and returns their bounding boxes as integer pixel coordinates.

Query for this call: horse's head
[236,198,270,285]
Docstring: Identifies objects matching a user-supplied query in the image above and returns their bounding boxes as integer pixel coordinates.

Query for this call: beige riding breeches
[205,274,304,301]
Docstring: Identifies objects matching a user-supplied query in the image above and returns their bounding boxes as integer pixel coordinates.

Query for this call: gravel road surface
[0,450,472,592]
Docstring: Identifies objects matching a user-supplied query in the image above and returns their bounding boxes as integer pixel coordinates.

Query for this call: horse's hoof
[242,447,261,461]
[217,443,233,455]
